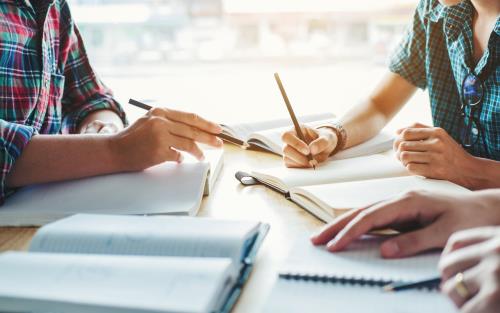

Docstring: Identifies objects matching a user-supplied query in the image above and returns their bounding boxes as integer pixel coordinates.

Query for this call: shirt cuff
[0,121,36,204]
[61,96,128,134]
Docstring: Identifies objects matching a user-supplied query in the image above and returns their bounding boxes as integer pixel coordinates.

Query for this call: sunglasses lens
[462,74,483,106]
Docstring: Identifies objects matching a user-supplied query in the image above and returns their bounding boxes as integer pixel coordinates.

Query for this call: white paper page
[263,279,457,313]
[222,112,334,141]
[30,214,260,265]
[184,148,224,196]
[252,154,408,191]
[0,252,233,313]
[283,237,441,283]
[0,161,209,226]
[293,176,470,211]
[332,131,394,160]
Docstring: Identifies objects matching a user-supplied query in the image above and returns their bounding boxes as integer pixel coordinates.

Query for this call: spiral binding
[278,272,439,291]
[279,271,391,287]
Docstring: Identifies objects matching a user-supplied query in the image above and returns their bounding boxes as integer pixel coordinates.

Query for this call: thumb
[380,225,446,258]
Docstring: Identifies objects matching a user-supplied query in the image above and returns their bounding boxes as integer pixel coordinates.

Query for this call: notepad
[263,238,457,313]
[0,149,223,226]
[242,154,470,222]
[221,114,394,159]
[0,214,269,313]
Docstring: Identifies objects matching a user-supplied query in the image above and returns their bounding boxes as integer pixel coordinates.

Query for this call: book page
[0,252,234,313]
[331,131,394,160]
[221,112,334,142]
[0,161,210,227]
[282,237,441,283]
[292,176,471,214]
[263,279,457,313]
[252,154,408,192]
[30,214,261,266]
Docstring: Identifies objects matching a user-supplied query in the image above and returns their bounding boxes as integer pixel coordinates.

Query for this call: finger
[461,289,494,313]
[397,140,436,153]
[83,121,105,134]
[166,134,205,161]
[443,227,500,257]
[441,267,480,308]
[283,145,310,167]
[284,156,308,168]
[325,196,425,252]
[150,107,222,134]
[166,148,184,163]
[396,123,430,134]
[379,223,447,258]
[314,151,330,164]
[398,151,431,166]
[439,246,484,281]
[282,131,310,155]
[398,127,436,141]
[98,123,119,134]
[310,207,366,245]
[167,120,223,147]
[405,163,432,177]
[309,136,331,156]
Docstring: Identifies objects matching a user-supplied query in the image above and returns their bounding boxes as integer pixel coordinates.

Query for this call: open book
[239,154,470,222]
[0,149,224,226]
[0,214,269,313]
[263,238,457,312]
[221,113,394,158]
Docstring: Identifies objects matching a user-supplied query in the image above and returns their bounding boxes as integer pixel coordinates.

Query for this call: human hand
[109,107,223,171]
[81,120,121,134]
[78,109,124,134]
[281,125,337,168]
[439,227,500,312]
[394,123,476,188]
[310,190,500,258]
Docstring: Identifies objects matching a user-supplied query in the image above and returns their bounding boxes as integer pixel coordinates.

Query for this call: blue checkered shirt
[389,0,499,160]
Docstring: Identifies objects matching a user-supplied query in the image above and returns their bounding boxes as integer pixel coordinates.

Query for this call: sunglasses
[460,73,487,153]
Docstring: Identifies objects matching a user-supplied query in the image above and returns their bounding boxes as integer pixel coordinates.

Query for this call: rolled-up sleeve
[388,0,428,90]
[61,22,127,134]
[0,120,36,203]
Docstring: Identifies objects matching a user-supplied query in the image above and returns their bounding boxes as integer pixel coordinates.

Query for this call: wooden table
[0,144,324,313]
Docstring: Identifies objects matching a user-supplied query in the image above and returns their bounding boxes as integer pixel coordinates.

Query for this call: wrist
[459,155,495,190]
[316,122,347,156]
[106,133,128,173]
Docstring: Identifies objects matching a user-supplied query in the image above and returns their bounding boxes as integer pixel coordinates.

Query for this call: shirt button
[472,128,479,136]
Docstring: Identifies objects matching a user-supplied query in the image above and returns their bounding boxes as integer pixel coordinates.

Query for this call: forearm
[336,72,417,149]
[5,134,121,187]
[464,156,500,190]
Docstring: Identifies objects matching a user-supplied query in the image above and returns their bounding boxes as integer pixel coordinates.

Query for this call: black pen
[128,98,237,144]
[383,277,441,292]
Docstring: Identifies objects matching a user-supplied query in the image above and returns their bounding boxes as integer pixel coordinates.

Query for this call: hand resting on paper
[310,190,500,259]
[439,227,500,313]
[281,125,338,168]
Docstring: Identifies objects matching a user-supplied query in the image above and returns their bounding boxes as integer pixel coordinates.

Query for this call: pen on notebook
[383,277,441,292]
[128,98,235,143]
[273,73,317,170]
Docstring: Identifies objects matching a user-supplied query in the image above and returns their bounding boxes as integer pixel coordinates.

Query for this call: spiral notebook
[263,238,457,312]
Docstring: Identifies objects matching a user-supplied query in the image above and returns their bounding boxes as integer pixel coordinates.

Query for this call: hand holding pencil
[274,73,338,169]
[109,100,223,171]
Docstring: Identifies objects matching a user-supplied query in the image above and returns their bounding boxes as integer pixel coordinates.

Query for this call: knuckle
[149,107,164,116]
[400,151,410,161]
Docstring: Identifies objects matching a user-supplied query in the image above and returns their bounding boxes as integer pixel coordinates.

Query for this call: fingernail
[301,146,310,154]
[381,241,399,257]
[216,138,223,146]
[326,239,338,251]
[177,154,184,163]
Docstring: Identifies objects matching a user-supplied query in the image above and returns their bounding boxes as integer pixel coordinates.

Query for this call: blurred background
[68,0,430,128]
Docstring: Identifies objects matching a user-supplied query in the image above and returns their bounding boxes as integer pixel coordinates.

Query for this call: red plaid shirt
[0,0,127,203]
